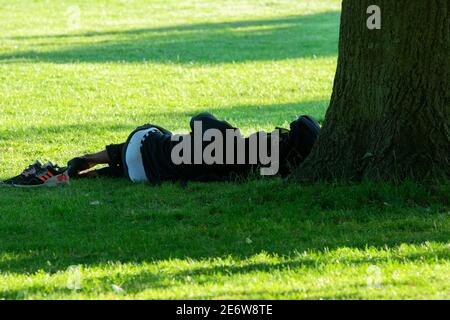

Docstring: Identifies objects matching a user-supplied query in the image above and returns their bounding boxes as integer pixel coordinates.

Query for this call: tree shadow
[182,100,328,127]
[0,175,448,278]
[0,12,340,64]
[0,100,327,149]
[0,100,328,144]
[0,240,448,299]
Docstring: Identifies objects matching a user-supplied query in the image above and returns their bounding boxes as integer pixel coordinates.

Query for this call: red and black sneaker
[5,162,69,188]
[1,161,43,186]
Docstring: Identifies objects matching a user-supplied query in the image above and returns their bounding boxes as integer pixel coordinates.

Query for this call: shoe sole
[11,172,70,188]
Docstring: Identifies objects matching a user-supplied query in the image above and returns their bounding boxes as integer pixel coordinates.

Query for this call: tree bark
[299,0,450,182]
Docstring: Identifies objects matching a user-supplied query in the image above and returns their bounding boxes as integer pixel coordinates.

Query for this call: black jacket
[105,113,319,183]
[138,113,290,184]
[107,113,287,184]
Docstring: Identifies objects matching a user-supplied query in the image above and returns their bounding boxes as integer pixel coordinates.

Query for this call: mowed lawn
[0,0,448,299]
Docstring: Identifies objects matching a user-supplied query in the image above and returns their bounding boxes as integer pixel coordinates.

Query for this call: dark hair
[290,115,321,158]
[282,115,321,173]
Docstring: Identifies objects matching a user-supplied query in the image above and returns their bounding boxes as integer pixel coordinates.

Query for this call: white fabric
[125,127,159,183]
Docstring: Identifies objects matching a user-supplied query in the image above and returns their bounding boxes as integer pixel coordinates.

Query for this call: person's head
[280,115,321,175]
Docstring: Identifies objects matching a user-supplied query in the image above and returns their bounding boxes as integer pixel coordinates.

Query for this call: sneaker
[1,160,43,186]
[8,162,69,188]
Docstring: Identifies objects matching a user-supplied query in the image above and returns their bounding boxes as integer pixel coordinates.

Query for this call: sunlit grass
[0,0,449,300]
[2,244,449,299]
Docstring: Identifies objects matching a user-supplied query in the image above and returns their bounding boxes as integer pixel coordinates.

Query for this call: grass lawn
[0,0,449,299]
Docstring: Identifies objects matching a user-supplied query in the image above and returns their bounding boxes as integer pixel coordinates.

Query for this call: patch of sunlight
[0,242,448,299]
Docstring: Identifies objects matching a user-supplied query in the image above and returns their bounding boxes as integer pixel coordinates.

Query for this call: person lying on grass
[1,113,320,187]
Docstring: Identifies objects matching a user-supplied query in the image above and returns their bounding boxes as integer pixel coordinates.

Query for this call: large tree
[299,0,449,181]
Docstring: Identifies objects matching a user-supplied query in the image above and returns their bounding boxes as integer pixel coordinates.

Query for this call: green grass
[0,0,449,299]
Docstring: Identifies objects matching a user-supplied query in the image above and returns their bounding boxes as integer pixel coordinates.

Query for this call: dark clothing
[105,143,126,177]
[106,113,291,184]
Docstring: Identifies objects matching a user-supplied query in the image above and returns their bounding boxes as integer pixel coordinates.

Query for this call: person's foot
[1,160,43,185]
[66,157,92,178]
[2,162,69,188]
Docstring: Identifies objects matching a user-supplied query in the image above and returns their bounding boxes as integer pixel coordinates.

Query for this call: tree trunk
[299,0,449,182]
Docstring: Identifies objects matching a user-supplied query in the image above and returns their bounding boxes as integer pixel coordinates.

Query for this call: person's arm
[67,143,124,177]
[83,149,110,164]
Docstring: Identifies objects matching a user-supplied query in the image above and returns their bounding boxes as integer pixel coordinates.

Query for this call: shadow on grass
[0,100,329,143]
[0,240,448,299]
[0,177,448,279]
[183,100,328,126]
[0,12,340,64]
